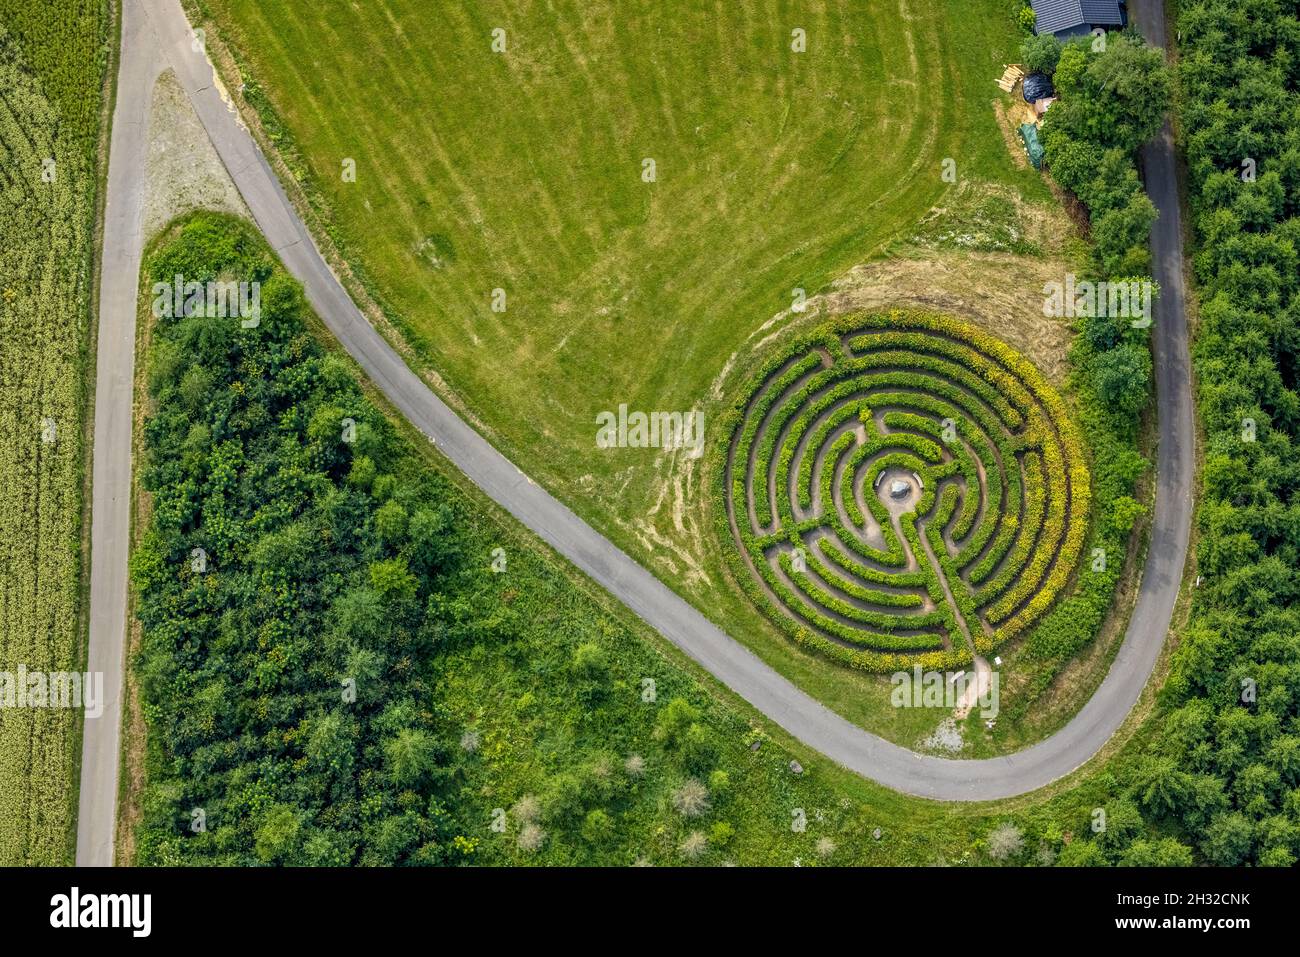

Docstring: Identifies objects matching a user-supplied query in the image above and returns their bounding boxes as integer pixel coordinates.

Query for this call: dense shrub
[1062,0,1300,867]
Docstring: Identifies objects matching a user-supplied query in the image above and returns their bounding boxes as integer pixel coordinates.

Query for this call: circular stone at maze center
[877,466,921,515]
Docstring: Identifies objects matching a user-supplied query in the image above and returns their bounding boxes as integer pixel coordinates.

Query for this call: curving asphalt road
[79,0,1193,864]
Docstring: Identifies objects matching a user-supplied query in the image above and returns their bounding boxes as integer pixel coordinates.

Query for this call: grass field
[193,0,1116,748]
[0,1,110,864]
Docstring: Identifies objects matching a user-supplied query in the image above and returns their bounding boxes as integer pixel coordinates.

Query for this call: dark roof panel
[1032,0,1084,35]
[1080,0,1125,24]
[1032,0,1123,34]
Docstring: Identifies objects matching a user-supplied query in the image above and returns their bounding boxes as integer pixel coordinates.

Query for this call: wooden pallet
[995,63,1024,92]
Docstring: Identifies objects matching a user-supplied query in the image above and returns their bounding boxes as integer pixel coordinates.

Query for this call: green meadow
[194,0,1091,743]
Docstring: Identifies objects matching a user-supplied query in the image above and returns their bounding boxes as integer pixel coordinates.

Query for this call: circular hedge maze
[719,311,1089,671]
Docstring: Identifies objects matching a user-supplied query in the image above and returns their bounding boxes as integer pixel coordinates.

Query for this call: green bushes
[1020,33,1062,76]
[1040,32,1168,279]
[1061,0,1300,866]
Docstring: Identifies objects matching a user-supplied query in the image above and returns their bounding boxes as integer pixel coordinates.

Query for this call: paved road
[76,0,166,867]
[80,0,1193,863]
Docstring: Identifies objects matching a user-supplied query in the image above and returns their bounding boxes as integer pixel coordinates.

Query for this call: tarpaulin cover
[1020,123,1045,169]
[1022,72,1056,102]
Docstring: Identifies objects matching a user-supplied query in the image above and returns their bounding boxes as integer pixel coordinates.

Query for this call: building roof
[1031,0,1124,35]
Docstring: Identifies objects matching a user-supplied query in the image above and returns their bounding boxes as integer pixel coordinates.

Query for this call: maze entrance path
[721,311,1089,672]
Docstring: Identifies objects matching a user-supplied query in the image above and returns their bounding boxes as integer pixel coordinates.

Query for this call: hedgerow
[716,310,1090,670]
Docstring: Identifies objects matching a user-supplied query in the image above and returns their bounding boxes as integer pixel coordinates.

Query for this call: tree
[671,778,711,818]
[1108,494,1146,534]
[707,769,731,800]
[1042,130,1103,197]
[364,813,421,866]
[581,809,614,844]
[1051,42,1089,98]
[711,821,736,849]
[178,364,215,414]
[1091,193,1156,276]
[986,822,1025,861]
[302,829,351,866]
[541,771,587,823]
[407,505,456,574]
[370,556,418,603]
[678,831,708,860]
[305,711,356,786]
[329,586,386,651]
[511,794,541,824]
[374,499,408,547]
[384,728,438,787]
[1134,757,1195,818]
[1258,845,1296,867]
[1092,342,1151,420]
[681,722,719,774]
[347,454,377,491]
[1182,773,1230,831]
[254,804,302,864]
[655,697,700,748]
[1084,148,1145,214]
[1080,311,1126,352]
[1267,735,1300,787]
[1016,5,1037,35]
[1051,35,1170,152]
[1118,838,1194,866]
[1056,840,1107,866]
[517,823,546,853]
[1200,812,1254,866]
[1093,798,1145,856]
[1020,34,1062,75]
[1085,36,1170,148]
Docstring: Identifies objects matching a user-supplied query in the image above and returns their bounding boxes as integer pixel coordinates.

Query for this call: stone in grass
[750,740,761,752]
[873,827,883,840]
[789,760,803,775]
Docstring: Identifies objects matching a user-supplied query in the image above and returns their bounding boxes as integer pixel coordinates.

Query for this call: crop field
[194,0,1105,744]
[0,3,109,864]
[721,311,1088,671]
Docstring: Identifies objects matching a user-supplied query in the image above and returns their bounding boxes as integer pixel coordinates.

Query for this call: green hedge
[716,310,1091,669]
